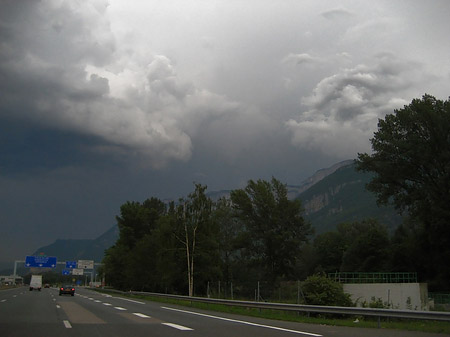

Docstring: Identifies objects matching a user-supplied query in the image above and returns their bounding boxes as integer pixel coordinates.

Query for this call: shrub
[302,274,353,307]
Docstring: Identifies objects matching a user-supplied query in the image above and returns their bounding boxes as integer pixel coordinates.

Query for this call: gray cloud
[282,53,317,65]
[286,53,424,157]
[321,7,354,20]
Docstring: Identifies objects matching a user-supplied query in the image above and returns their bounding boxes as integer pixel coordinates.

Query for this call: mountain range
[9,159,403,275]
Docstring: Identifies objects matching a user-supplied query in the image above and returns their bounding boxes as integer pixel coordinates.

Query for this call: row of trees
[103,179,313,298]
[103,95,450,296]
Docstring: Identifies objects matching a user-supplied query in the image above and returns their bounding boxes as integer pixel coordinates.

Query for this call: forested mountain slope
[297,163,402,234]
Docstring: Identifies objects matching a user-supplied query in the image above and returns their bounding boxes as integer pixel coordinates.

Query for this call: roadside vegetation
[100,95,450,307]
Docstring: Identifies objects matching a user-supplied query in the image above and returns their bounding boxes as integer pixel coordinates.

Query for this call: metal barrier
[97,288,450,324]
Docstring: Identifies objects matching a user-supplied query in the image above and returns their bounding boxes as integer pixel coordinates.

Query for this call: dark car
[59,285,75,296]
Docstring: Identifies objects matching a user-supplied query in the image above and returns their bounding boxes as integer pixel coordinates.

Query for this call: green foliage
[116,198,165,249]
[340,219,390,272]
[357,95,450,218]
[360,296,390,309]
[230,177,313,287]
[302,274,353,307]
[356,94,450,289]
[103,178,315,296]
[314,219,390,273]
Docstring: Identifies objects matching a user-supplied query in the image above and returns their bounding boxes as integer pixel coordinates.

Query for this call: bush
[302,274,353,307]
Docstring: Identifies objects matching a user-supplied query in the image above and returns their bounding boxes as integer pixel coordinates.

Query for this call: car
[44,284,50,288]
[59,285,75,296]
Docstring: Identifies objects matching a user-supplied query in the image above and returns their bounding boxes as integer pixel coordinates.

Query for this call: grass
[94,289,450,335]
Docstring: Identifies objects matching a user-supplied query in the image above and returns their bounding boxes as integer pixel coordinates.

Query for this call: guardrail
[96,288,450,326]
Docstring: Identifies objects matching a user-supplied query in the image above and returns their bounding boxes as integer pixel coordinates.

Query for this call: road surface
[0,286,448,337]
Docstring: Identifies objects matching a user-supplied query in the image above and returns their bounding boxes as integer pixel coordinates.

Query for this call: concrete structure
[1,275,23,285]
[344,282,429,310]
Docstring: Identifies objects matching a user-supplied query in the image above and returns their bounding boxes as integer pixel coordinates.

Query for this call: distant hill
[0,226,119,276]
[31,225,119,263]
[297,162,403,235]
[205,160,354,201]
[286,160,354,199]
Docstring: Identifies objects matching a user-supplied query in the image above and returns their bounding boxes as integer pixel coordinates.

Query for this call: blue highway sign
[62,269,71,275]
[25,255,57,268]
[66,261,77,269]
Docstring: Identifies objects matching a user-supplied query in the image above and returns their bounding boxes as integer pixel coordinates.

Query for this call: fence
[328,272,418,284]
[430,293,450,304]
[98,288,450,327]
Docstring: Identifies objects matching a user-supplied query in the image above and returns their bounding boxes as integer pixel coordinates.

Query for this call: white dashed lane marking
[162,323,193,331]
[76,295,195,331]
[63,320,72,329]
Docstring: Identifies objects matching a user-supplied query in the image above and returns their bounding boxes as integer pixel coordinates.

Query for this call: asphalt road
[0,286,448,337]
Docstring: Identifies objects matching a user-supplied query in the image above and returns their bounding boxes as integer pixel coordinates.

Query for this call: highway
[0,286,448,337]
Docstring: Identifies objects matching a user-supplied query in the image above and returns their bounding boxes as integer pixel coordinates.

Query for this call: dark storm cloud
[1,0,450,266]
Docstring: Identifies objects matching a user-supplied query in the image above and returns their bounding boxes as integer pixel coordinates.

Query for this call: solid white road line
[162,323,193,331]
[133,313,151,318]
[161,306,322,337]
[63,320,72,329]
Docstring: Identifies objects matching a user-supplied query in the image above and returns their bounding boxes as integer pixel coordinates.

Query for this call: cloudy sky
[1,0,450,267]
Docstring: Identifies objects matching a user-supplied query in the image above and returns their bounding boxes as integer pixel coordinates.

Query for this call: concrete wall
[343,283,428,310]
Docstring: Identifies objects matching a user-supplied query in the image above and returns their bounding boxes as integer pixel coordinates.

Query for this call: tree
[174,184,213,296]
[314,220,390,273]
[214,198,243,284]
[339,220,390,272]
[230,177,312,286]
[356,94,450,287]
[115,198,164,249]
[104,197,166,290]
[313,231,346,273]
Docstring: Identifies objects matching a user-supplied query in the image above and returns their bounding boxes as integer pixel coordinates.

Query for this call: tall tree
[230,177,312,286]
[174,184,213,296]
[356,94,450,287]
[104,197,166,290]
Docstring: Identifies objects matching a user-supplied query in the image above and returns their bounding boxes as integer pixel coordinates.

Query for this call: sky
[1,0,450,268]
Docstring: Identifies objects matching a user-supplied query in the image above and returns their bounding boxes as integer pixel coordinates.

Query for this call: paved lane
[0,287,68,337]
[1,286,449,337]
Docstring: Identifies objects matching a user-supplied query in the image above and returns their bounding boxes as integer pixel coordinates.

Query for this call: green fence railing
[328,272,418,284]
[429,293,450,304]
